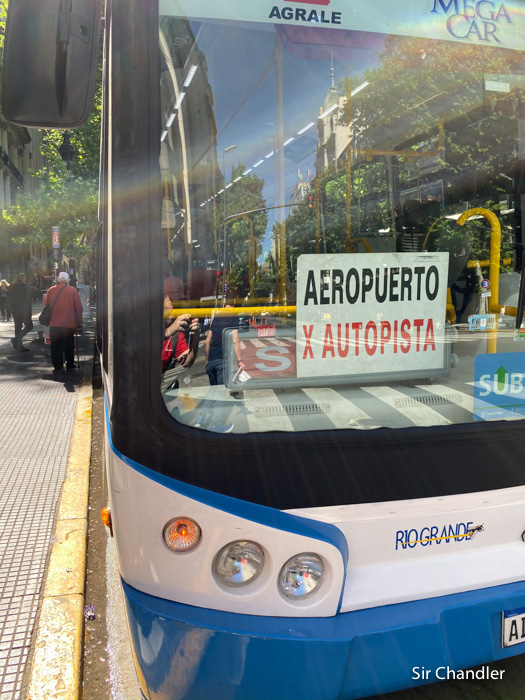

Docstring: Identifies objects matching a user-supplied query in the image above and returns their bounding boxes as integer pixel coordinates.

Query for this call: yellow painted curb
[26,380,93,700]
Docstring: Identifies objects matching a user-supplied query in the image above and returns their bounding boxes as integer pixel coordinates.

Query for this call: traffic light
[307,193,314,214]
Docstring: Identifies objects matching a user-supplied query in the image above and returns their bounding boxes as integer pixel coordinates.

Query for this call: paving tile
[0,311,92,698]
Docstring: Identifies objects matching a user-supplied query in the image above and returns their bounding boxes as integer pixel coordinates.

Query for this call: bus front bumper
[122,578,525,700]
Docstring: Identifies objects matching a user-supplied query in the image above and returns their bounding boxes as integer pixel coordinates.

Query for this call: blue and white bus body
[105,434,525,699]
[94,0,525,696]
[5,0,525,696]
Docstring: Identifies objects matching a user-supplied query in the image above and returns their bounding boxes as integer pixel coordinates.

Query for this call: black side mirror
[2,0,101,129]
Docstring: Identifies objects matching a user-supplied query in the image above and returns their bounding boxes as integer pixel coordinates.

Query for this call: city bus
[4,0,525,698]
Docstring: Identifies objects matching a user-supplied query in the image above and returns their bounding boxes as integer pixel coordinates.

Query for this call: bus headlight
[278,553,324,600]
[163,517,201,552]
[213,541,264,587]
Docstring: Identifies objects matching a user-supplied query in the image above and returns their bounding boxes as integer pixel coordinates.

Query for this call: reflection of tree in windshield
[348,36,525,198]
[218,162,268,298]
[282,34,525,284]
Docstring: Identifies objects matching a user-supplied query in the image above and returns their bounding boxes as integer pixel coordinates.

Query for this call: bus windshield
[159,1,525,434]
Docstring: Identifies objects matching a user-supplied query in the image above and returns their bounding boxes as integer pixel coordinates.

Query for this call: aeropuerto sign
[296,253,449,379]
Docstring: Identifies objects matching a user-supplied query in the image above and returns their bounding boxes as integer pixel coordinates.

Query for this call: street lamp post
[52,131,76,282]
[58,130,75,182]
[222,144,236,304]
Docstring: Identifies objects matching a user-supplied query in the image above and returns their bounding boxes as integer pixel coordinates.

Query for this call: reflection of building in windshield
[160,17,220,289]
[316,80,349,174]
[289,174,311,214]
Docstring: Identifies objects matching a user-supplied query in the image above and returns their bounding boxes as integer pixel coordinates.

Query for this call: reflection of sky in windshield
[190,20,376,252]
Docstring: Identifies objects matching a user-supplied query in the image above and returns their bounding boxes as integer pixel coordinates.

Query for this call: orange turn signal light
[164,517,201,552]
[101,507,113,536]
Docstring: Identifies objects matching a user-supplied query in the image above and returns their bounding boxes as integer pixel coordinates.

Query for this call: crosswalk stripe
[302,387,371,429]
[362,386,452,426]
[244,390,294,432]
[165,376,478,433]
[415,384,474,413]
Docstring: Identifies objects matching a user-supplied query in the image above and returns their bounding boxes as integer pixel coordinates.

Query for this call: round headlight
[163,517,201,552]
[278,553,324,600]
[213,541,264,587]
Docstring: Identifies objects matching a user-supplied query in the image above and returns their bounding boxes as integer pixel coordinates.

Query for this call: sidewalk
[0,303,93,700]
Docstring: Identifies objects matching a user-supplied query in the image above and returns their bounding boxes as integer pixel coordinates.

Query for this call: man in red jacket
[43,271,83,372]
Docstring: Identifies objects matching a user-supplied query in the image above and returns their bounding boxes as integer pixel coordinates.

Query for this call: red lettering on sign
[380,321,391,354]
[352,322,363,356]
[424,319,436,351]
[364,321,377,356]
[400,319,411,354]
[393,320,398,353]
[303,325,314,359]
[413,318,424,351]
[337,323,350,358]
[322,324,335,358]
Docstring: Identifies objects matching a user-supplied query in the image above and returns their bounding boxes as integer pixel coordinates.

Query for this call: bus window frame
[102,0,525,512]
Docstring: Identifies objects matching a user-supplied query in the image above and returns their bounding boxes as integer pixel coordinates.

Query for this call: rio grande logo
[431,0,512,43]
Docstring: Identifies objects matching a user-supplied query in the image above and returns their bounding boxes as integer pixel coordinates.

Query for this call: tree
[218,162,268,297]
[302,35,525,272]
[2,176,98,258]
[2,138,100,266]
[345,35,524,210]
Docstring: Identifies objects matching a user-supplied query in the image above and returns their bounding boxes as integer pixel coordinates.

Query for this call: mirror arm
[56,0,73,114]
[58,0,72,50]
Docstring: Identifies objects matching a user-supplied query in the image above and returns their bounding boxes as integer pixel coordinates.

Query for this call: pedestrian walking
[0,279,11,321]
[43,271,83,372]
[6,273,33,351]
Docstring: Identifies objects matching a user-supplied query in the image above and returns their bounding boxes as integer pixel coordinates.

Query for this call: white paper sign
[296,252,448,378]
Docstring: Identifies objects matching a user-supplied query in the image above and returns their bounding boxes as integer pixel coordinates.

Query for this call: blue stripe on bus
[105,398,348,579]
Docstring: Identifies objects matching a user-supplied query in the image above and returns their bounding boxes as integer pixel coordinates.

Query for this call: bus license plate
[502,607,525,647]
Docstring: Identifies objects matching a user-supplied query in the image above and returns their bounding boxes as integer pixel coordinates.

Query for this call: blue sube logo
[474,352,525,421]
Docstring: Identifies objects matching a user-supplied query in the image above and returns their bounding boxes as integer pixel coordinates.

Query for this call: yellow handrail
[165,305,297,320]
[457,207,515,353]
[446,288,456,325]
[457,207,516,317]
[466,258,511,269]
